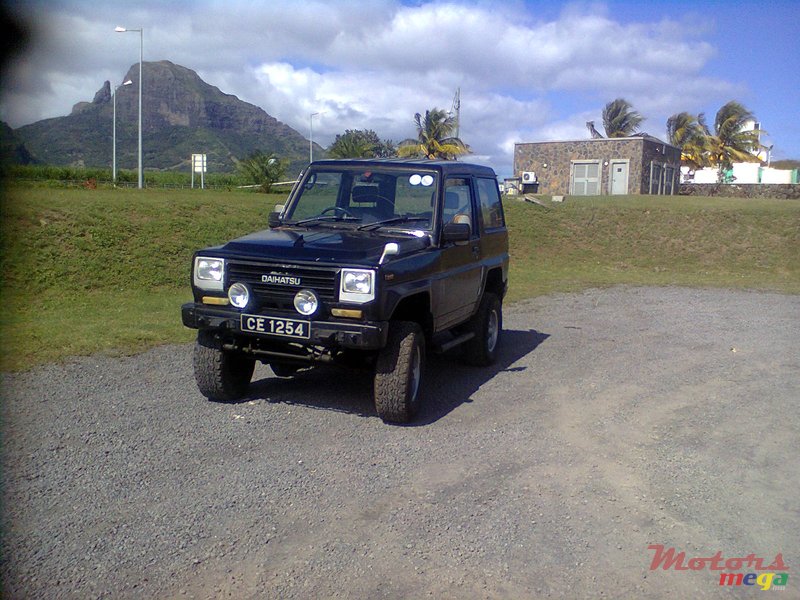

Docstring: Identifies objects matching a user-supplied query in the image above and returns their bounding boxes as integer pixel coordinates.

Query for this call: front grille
[227,260,338,310]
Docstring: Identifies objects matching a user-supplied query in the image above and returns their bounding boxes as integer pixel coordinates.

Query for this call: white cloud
[1,0,746,176]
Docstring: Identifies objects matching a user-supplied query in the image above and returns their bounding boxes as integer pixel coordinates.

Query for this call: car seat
[349,186,393,222]
[444,190,471,229]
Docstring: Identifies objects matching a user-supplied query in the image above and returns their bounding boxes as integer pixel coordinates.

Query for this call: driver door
[435,177,484,330]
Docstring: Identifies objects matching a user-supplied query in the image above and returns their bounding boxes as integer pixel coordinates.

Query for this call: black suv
[182,158,509,423]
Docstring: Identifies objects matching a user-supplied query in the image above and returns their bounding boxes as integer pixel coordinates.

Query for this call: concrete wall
[761,168,794,184]
[679,184,800,199]
[692,168,719,184]
[514,137,681,196]
[686,165,797,185]
[732,162,761,184]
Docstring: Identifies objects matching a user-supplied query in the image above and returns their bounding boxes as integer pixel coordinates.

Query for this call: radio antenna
[450,87,461,139]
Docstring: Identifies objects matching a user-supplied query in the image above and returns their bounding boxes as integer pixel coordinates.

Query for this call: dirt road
[2,287,797,598]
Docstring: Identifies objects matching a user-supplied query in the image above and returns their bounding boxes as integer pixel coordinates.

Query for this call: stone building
[514,136,682,196]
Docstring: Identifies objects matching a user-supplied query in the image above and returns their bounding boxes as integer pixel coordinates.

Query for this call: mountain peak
[71,80,111,115]
[13,61,318,172]
[93,81,112,105]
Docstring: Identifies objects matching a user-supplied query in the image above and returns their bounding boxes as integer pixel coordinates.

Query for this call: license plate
[240,314,310,339]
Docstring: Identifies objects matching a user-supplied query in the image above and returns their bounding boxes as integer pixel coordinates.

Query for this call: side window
[443,177,474,231]
[476,177,505,230]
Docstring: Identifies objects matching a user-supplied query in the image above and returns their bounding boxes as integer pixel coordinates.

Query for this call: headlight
[340,269,375,303]
[294,289,319,315]
[228,282,250,309]
[193,257,225,291]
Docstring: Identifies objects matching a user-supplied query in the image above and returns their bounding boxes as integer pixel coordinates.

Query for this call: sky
[1,0,798,178]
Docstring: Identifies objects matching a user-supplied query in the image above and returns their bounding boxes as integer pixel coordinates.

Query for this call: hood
[214,226,430,265]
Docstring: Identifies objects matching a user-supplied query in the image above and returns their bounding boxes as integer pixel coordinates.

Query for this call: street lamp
[309,111,321,163]
[112,79,133,184]
[115,26,143,189]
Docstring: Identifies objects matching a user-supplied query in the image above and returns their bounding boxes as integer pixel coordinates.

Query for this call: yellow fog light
[331,308,363,319]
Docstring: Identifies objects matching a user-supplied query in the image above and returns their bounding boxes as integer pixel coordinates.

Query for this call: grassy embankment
[1,186,798,371]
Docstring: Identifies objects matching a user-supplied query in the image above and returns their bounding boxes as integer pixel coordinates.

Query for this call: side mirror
[268,211,282,228]
[441,222,471,244]
[379,242,400,265]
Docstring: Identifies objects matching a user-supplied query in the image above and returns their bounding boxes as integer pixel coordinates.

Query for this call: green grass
[505,195,800,301]
[0,186,287,370]
[1,186,798,371]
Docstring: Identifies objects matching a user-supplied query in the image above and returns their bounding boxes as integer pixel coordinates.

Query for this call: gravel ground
[1,286,798,599]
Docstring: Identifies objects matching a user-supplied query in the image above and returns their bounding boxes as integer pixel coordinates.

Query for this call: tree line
[236,107,468,191]
[318,99,764,175]
[237,97,765,191]
[593,98,764,175]
[325,108,468,161]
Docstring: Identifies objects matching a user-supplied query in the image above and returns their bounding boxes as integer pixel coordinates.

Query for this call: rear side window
[476,178,505,230]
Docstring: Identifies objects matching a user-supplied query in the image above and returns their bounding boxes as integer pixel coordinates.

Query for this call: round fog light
[228,282,250,308]
[294,289,319,316]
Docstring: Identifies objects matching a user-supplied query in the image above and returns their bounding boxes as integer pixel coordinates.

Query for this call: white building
[682,120,797,184]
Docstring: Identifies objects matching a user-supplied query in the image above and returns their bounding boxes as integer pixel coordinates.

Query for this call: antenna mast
[451,87,461,138]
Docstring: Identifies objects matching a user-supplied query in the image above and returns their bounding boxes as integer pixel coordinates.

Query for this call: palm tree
[709,101,763,173]
[666,111,712,169]
[327,130,378,159]
[602,98,644,137]
[397,108,469,159]
[235,151,285,193]
[585,121,604,139]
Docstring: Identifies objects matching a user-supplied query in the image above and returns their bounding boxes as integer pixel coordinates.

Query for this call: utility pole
[451,87,461,139]
[115,26,144,188]
[309,112,320,163]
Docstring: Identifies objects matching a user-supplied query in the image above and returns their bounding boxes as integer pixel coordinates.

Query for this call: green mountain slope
[13,60,321,173]
[0,121,37,166]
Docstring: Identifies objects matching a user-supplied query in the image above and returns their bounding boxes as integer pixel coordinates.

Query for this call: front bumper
[181,302,389,350]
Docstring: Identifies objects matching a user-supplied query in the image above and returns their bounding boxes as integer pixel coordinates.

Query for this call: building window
[571,161,601,195]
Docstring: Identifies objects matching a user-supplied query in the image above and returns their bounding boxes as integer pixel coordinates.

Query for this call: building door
[571,161,600,195]
[650,163,663,194]
[664,167,675,195]
[610,161,629,195]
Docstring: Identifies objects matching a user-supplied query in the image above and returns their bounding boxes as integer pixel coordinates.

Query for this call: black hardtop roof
[310,158,497,178]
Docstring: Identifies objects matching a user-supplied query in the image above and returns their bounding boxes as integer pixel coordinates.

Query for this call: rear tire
[462,293,502,366]
[193,331,255,402]
[374,321,425,424]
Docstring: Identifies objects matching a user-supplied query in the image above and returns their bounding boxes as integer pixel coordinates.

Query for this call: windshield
[283,167,438,231]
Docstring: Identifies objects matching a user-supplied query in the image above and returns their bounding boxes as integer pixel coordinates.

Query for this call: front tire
[193,331,255,402]
[462,293,502,366]
[270,363,299,378]
[374,321,425,424]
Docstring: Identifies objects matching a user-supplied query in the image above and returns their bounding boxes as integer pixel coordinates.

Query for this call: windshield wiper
[294,215,362,226]
[357,216,429,231]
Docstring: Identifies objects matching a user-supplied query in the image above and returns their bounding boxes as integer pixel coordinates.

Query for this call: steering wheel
[368,193,392,205]
[319,206,356,218]
[354,193,394,216]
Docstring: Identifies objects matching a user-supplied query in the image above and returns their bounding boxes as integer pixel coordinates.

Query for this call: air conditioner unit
[521,171,537,183]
